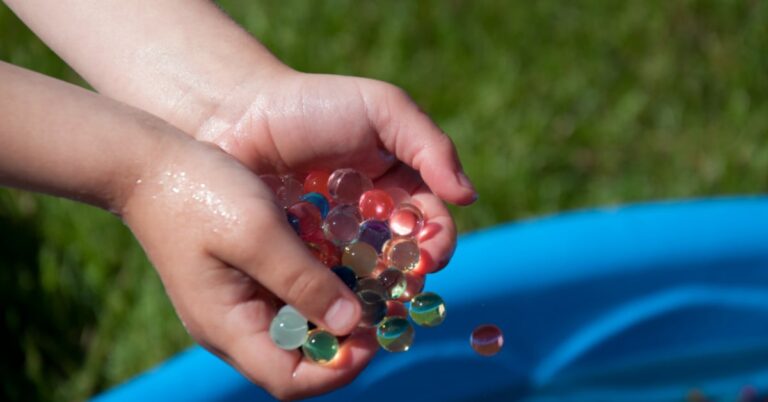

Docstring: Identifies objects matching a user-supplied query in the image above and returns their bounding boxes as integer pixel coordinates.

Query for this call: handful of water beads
[265,168,448,363]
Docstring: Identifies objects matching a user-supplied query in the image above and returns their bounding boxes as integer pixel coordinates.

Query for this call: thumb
[219,201,361,335]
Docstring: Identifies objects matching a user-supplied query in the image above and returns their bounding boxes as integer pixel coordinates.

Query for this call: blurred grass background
[1,0,767,400]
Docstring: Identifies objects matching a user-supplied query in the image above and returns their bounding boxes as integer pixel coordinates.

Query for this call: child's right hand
[121,126,377,400]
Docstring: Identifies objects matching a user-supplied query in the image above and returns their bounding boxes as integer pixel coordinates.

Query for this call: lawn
[1,1,767,400]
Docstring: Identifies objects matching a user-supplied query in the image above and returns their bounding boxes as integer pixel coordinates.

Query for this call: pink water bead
[389,203,424,238]
[286,201,322,236]
[359,189,394,221]
[327,169,373,205]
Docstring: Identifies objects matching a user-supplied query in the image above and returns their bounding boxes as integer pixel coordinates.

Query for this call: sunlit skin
[6,0,478,399]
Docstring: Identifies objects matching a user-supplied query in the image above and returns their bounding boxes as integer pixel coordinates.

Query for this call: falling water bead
[302,329,339,364]
[389,203,424,238]
[277,176,304,208]
[376,316,414,352]
[359,189,395,221]
[286,201,322,236]
[378,268,407,300]
[269,305,309,350]
[306,238,340,267]
[300,192,330,218]
[324,205,362,245]
[470,324,504,357]
[357,290,387,327]
[357,277,387,299]
[331,266,358,291]
[327,168,373,205]
[398,273,426,302]
[342,242,378,277]
[358,220,391,253]
[409,292,446,327]
[304,171,331,199]
[384,238,420,271]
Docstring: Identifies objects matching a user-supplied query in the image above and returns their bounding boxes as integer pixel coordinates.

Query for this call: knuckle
[284,269,324,311]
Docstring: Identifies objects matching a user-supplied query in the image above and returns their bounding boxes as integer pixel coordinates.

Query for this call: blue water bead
[300,192,330,218]
[358,220,391,253]
[286,212,301,235]
[331,265,358,291]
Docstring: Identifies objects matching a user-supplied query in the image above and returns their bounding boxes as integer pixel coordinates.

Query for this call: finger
[169,258,379,400]
[216,200,361,335]
[364,81,477,205]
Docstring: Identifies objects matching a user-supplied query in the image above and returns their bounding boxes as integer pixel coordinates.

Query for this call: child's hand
[122,140,377,400]
[196,71,477,273]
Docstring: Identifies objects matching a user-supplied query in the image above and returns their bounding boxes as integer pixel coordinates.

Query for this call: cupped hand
[194,70,478,274]
[122,138,377,400]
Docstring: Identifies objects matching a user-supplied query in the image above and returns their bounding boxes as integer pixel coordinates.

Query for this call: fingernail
[456,172,478,198]
[325,298,357,332]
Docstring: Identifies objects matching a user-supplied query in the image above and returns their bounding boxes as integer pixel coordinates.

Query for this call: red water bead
[359,189,395,221]
[389,203,424,238]
[307,239,340,267]
[304,171,331,199]
[286,201,322,236]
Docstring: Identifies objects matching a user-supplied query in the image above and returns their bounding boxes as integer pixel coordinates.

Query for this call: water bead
[327,168,373,205]
[300,192,330,218]
[269,305,308,350]
[398,273,426,302]
[342,242,378,277]
[409,292,446,327]
[378,268,407,300]
[357,277,387,299]
[359,189,395,221]
[470,324,504,357]
[331,266,358,291]
[357,290,387,328]
[324,205,362,245]
[389,203,424,238]
[376,316,414,352]
[277,175,304,208]
[384,187,411,206]
[302,329,339,364]
[307,238,340,267]
[384,238,420,271]
[358,220,391,253]
[286,201,322,236]
[385,301,408,318]
[304,171,331,199]
[286,212,301,235]
[259,174,283,195]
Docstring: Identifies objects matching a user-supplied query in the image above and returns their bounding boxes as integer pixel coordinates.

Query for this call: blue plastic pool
[94,197,768,402]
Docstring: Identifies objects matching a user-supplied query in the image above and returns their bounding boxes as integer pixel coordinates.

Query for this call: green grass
[1,1,767,400]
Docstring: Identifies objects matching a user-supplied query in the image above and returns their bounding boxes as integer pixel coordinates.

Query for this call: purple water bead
[358,220,391,253]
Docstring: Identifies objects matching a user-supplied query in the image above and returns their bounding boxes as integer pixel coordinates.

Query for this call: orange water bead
[359,189,395,221]
[304,171,331,199]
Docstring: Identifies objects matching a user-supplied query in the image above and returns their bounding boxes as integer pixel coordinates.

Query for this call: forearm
[0,61,182,211]
[4,0,287,136]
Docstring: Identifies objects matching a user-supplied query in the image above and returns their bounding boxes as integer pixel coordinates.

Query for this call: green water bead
[269,305,309,350]
[376,316,414,352]
[409,292,447,327]
[378,268,407,299]
[302,329,339,364]
[357,277,387,299]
